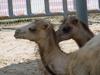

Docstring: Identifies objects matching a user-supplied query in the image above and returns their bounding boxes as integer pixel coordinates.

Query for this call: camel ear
[68,16,78,25]
[42,24,50,30]
[42,22,53,30]
[71,18,78,25]
[61,18,67,24]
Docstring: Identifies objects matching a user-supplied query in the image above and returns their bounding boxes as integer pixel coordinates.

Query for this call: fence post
[75,0,88,25]
[99,0,100,10]
[26,0,32,16]
[44,0,51,15]
[62,0,68,17]
[8,0,14,17]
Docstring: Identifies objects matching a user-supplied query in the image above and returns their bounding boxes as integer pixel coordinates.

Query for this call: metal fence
[0,0,100,19]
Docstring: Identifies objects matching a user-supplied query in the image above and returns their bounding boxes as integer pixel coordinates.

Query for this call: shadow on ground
[0,59,44,75]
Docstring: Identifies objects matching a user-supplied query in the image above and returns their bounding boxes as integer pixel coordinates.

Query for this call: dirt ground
[0,16,100,75]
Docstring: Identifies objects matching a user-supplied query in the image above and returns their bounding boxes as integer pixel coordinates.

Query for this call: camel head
[56,16,89,42]
[14,19,53,42]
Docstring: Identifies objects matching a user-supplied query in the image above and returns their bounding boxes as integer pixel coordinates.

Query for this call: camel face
[56,16,94,47]
[56,17,78,41]
[56,24,72,42]
[56,16,81,42]
[14,19,52,42]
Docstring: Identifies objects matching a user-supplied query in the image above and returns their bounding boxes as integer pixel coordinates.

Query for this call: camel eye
[62,27,72,33]
[29,28,36,32]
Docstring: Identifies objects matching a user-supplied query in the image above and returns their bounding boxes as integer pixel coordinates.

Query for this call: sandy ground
[0,17,100,75]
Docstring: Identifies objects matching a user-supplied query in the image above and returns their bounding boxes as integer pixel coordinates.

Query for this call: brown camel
[14,19,100,75]
[56,16,94,47]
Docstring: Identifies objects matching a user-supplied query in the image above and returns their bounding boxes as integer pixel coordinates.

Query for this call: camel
[14,19,100,75]
[56,16,94,47]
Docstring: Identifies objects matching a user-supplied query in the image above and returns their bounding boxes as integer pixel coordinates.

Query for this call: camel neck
[38,30,65,62]
[37,30,69,74]
[73,31,94,48]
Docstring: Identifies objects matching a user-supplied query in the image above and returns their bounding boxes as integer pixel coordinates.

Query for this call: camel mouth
[14,34,34,42]
[61,33,71,40]
[14,34,25,39]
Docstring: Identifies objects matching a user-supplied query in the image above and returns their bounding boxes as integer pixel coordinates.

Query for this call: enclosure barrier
[0,0,68,18]
[0,0,100,24]
[75,0,88,25]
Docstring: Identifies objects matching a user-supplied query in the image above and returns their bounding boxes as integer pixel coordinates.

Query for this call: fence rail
[0,0,100,19]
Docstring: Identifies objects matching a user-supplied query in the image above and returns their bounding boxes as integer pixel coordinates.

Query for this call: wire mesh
[49,0,63,13]
[31,0,45,14]
[0,0,100,18]
[87,0,99,10]
[0,0,8,16]
[67,0,75,11]
[12,0,27,16]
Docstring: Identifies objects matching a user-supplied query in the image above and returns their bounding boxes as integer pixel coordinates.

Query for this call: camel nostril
[62,27,72,33]
[14,29,25,38]
[16,29,21,33]
[15,29,21,34]
[15,29,25,34]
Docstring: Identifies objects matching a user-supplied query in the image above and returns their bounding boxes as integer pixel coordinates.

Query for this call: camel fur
[14,19,100,75]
